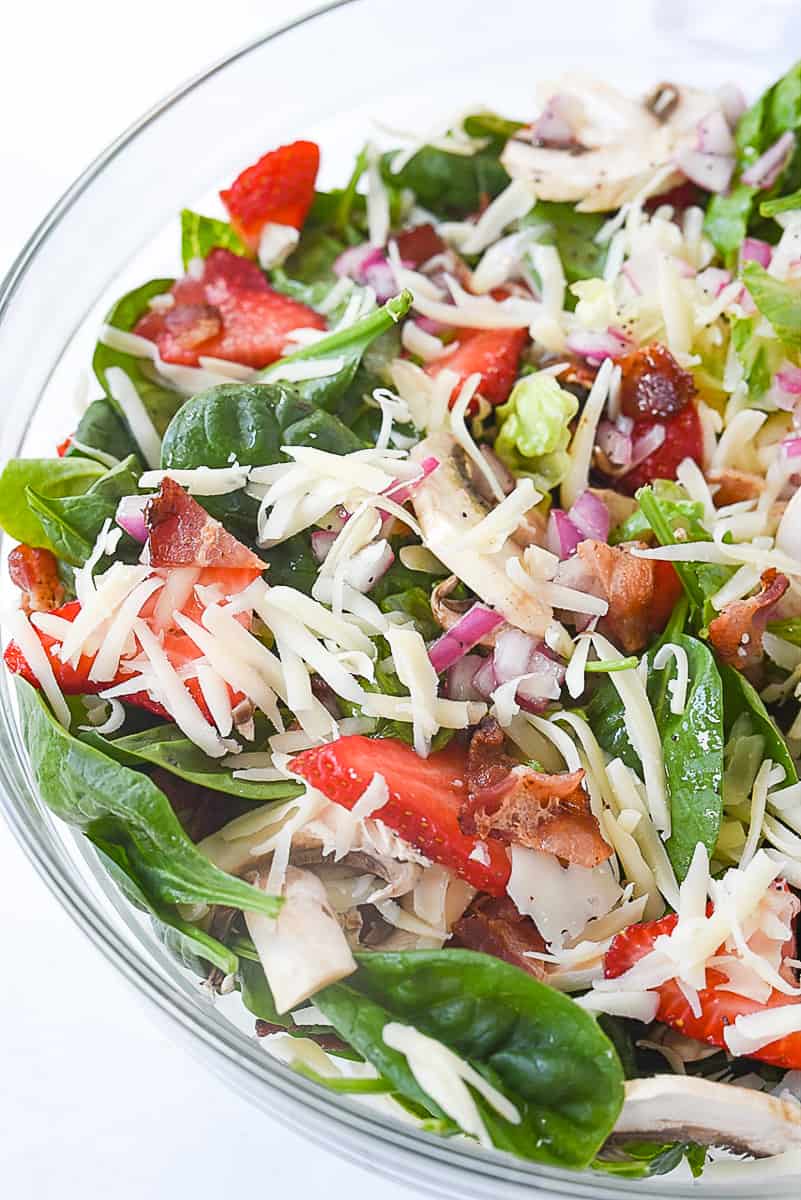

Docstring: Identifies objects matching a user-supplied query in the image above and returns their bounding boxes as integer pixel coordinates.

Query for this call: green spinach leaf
[93,278,184,443]
[25,454,143,566]
[67,397,144,467]
[522,202,609,286]
[317,949,624,1169]
[17,679,281,918]
[161,382,284,471]
[720,665,797,785]
[0,457,105,550]
[102,723,302,801]
[588,635,724,879]
[180,208,247,267]
[380,148,509,218]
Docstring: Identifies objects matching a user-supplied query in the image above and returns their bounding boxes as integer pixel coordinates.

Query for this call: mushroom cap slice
[411,433,551,637]
[611,1076,801,1159]
[245,866,357,1014]
[502,76,724,212]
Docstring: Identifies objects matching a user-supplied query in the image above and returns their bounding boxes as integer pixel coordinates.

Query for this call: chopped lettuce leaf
[495,372,578,489]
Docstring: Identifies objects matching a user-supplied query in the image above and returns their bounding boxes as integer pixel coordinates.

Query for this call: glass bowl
[1,2,798,1195]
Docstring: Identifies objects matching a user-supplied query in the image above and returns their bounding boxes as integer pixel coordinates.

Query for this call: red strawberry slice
[290,734,511,894]
[133,248,325,369]
[145,477,266,576]
[220,140,320,249]
[425,327,528,407]
[618,403,704,495]
[605,893,801,1070]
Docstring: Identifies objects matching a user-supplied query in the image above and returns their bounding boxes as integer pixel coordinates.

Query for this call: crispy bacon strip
[8,545,65,613]
[460,717,612,868]
[576,539,659,653]
[146,477,266,574]
[707,467,764,507]
[708,568,789,672]
[451,895,548,979]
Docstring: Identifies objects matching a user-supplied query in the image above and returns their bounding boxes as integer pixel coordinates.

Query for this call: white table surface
[0,3,412,1196]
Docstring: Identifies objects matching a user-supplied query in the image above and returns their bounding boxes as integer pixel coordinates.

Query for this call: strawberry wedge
[134,248,325,369]
[290,734,511,894]
[220,140,320,249]
[426,327,528,407]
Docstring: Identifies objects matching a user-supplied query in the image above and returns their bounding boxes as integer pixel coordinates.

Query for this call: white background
[2,3,800,1197]
[0,3,411,1197]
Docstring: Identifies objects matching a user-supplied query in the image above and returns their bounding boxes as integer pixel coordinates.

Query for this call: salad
[3,61,801,1181]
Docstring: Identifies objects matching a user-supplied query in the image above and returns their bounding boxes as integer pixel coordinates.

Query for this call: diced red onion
[568,490,610,543]
[363,256,399,303]
[674,147,735,194]
[446,654,484,701]
[334,243,376,280]
[473,656,498,699]
[493,628,540,684]
[782,436,801,459]
[741,237,773,268]
[628,423,667,471]
[346,540,395,593]
[547,509,583,560]
[565,328,631,363]
[385,456,440,504]
[716,83,747,128]
[776,364,801,396]
[428,604,505,674]
[531,94,580,149]
[696,110,735,157]
[115,495,148,543]
[597,419,633,468]
[518,650,565,705]
[741,132,796,190]
[415,316,448,335]
[480,445,515,496]
[697,266,733,296]
[311,529,337,563]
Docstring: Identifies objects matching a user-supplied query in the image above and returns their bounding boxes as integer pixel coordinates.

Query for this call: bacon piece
[708,568,789,672]
[145,478,266,575]
[575,539,682,654]
[707,467,764,507]
[618,343,696,420]
[451,895,548,979]
[162,303,222,350]
[8,545,65,613]
[460,717,611,868]
[394,223,446,267]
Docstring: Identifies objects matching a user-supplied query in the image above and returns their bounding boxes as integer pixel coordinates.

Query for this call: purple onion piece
[741,132,796,190]
[568,490,610,544]
[428,604,505,674]
[115,495,148,544]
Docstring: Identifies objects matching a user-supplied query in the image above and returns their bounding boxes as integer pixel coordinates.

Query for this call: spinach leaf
[259,290,412,410]
[260,532,319,593]
[521,202,608,286]
[741,262,801,348]
[768,616,801,644]
[611,480,707,545]
[636,485,732,617]
[0,456,105,549]
[317,949,624,1168]
[272,229,346,307]
[161,382,284,471]
[94,843,238,976]
[17,679,281,919]
[180,208,247,267]
[380,148,509,218]
[379,586,440,641]
[24,454,143,566]
[67,397,144,467]
[721,665,798,785]
[282,408,365,454]
[596,1141,705,1179]
[729,315,779,405]
[462,111,526,152]
[761,187,801,217]
[101,723,302,801]
[588,635,724,879]
[93,278,184,441]
[705,60,801,257]
[238,957,344,1042]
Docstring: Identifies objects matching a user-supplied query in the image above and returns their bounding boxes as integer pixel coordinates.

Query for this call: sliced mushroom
[611,1076,801,1158]
[411,432,551,637]
[502,76,724,212]
[245,866,357,1014]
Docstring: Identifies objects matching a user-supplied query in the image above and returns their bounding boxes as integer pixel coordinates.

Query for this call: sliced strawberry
[605,899,801,1070]
[145,477,266,576]
[647,560,685,636]
[617,404,704,496]
[290,735,511,894]
[220,140,320,249]
[133,248,325,369]
[425,327,528,407]
[56,435,72,458]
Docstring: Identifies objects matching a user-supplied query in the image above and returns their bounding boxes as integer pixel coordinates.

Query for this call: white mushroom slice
[411,433,551,637]
[612,1076,801,1158]
[502,76,725,212]
[246,867,357,1014]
